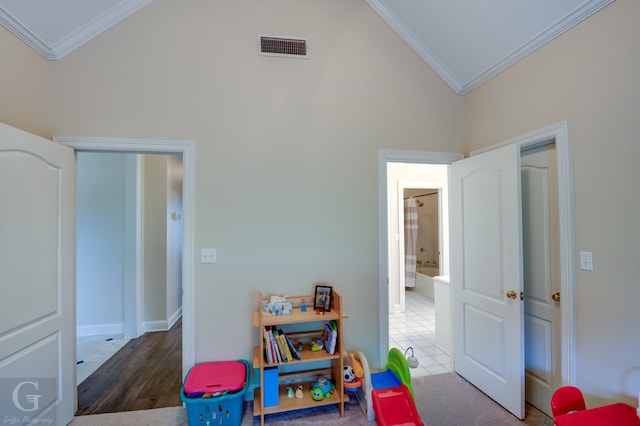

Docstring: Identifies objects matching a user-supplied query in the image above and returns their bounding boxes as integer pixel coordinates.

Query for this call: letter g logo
[12,381,41,412]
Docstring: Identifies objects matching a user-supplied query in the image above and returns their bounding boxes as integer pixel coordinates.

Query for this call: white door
[0,123,76,424]
[450,144,525,419]
[522,144,561,416]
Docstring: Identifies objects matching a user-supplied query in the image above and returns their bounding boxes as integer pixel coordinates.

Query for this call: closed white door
[522,143,561,416]
[0,123,76,424]
[450,143,525,419]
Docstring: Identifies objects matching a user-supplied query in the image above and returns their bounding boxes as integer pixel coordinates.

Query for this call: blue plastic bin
[180,360,249,425]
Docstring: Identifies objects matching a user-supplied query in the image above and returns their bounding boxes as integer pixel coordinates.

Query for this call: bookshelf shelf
[253,291,346,425]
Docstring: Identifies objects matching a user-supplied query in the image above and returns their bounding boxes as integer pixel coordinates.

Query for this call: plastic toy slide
[351,348,424,425]
[372,384,424,426]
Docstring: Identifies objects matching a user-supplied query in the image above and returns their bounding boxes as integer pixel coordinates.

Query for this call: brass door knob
[552,292,560,302]
[506,290,517,300]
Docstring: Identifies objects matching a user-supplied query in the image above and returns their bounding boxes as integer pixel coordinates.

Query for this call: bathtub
[414,265,440,299]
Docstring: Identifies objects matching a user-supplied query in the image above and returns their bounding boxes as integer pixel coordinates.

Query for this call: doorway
[75,152,183,391]
[387,163,452,377]
[54,135,196,408]
[378,121,575,419]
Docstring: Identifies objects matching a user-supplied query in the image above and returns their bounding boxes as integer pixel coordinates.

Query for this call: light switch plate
[201,248,216,264]
[579,251,593,271]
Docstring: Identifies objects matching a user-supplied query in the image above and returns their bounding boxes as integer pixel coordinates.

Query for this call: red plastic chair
[550,386,587,417]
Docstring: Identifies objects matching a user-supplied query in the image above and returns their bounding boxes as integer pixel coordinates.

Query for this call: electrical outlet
[579,251,593,271]
[201,248,216,264]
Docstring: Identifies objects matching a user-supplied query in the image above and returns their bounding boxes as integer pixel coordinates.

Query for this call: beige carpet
[70,372,553,425]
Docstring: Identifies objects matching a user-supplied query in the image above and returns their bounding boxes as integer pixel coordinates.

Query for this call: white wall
[166,155,183,326]
[76,152,127,335]
[465,0,640,407]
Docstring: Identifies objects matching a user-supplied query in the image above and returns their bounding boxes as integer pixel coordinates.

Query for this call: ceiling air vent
[258,35,308,58]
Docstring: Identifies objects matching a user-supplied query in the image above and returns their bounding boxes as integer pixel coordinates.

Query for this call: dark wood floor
[76,318,182,415]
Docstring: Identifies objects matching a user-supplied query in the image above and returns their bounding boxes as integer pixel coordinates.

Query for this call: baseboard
[77,322,124,337]
[143,307,182,333]
[143,320,168,333]
[168,307,182,329]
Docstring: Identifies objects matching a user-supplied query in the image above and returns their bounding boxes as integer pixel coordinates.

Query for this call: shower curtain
[404,198,418,288]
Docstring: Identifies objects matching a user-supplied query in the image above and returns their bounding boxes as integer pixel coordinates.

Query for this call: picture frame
[314,284,333,312]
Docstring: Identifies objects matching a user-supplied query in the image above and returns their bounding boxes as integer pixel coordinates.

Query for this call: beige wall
[465,0,640,407]
[38,0,465,368]
[143,155,169,323]
[6,0,635,409]
[0,26,48,137]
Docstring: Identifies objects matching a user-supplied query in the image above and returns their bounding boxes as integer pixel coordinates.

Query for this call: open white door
[0,123,76,424]
[450,143,525,419]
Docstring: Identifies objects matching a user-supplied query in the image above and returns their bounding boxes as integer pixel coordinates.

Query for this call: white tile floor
[76,333,128,384]
[389,288,452,377]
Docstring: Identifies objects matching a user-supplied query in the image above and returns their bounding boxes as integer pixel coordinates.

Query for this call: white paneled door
[522,144,561,417]
[450,144,525,419]
[0,123,76,425]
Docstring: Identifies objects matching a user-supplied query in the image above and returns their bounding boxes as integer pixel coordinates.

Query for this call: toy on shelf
[295,385,304,399]
[311,377,334,401]
[310,338,324,352]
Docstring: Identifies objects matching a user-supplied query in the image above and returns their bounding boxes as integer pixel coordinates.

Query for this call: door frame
[54,135,195,379]
[469,121,576,386]
[378,120,575,385]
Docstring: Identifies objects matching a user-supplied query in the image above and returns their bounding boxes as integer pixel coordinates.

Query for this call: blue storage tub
[180,360,249,425]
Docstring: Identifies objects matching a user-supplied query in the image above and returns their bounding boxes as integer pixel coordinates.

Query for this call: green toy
[311,377,334,401]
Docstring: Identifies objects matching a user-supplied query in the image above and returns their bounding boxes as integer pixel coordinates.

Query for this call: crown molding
[367,0,463,95]
[0,0,152,60]
[368,0,615,95]
[460,0,615,94]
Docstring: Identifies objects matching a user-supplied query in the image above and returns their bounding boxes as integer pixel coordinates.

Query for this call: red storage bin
[184,361,247,397]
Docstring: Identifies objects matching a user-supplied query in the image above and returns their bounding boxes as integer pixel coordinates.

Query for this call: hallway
[389,289,451,377]
[76,319,182,415]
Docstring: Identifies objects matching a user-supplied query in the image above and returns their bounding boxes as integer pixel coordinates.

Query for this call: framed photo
[314,284,333,312]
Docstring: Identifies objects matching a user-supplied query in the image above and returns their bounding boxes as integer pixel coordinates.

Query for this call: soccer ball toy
[343,365,356,383]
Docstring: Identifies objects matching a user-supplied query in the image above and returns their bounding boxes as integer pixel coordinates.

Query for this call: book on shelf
[263,328,274,364]
[268,327,281,364]
[278,332,293,362]
[272,328,284,363]
[280,329,302,360]
[272,328,289,363]
[323,320,338,355]
[264,327,305,364]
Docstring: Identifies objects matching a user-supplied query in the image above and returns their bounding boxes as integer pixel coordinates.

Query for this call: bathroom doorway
[403,187,441,298]
[387,162,452,377]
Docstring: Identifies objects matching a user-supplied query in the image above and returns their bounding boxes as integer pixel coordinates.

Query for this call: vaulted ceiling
[0,0,614,95]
